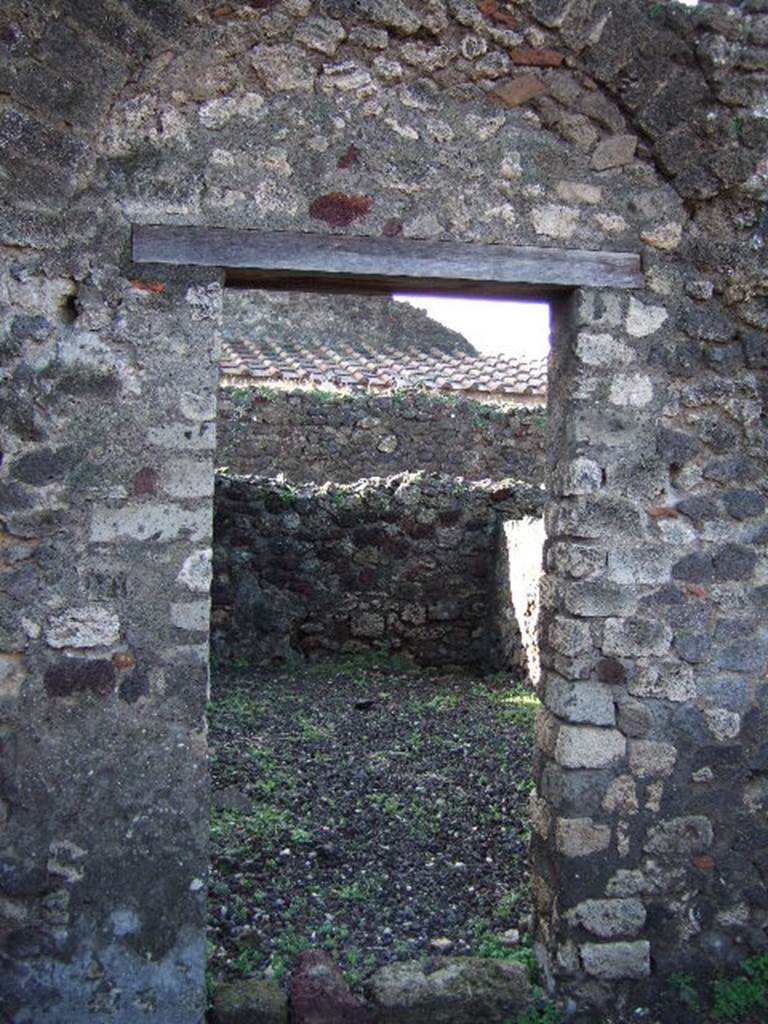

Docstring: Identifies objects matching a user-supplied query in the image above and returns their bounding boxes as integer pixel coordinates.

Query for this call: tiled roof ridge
[221,339,548,396]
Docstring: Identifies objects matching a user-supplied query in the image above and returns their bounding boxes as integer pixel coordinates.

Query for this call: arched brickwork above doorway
[1,2,766,1021]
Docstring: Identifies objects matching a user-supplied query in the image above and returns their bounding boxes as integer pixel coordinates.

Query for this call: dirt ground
[207,655,537,991]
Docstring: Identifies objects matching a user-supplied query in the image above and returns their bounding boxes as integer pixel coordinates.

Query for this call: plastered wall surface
[1,1,767,1021]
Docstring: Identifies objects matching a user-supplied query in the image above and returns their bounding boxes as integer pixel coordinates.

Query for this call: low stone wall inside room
[216,386,547,484]
[212,471,545,671]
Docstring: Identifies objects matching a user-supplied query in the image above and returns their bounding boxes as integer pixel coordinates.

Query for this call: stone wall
[217,386,548,482]
[0,264,219,1023]
[535,286,768,1017]
[212,472,544,670]
[2,0,767,1020]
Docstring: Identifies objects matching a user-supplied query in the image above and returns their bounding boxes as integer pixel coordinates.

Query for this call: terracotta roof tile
[220,336,547,398]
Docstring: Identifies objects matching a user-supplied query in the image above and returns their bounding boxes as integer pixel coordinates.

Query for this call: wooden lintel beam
[132,225,644,291]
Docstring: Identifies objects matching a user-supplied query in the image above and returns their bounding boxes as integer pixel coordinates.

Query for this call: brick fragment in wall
[597,657,625,685]
[309,192,373,227]
[477,0,518,28]
[133,467,159,496]
[490,74,546,108]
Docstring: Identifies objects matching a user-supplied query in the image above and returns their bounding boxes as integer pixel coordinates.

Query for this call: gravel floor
[207,656,538,990]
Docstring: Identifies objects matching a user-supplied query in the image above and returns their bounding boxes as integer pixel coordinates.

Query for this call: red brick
[490,75,546,109]
[130,279,165,293]
[509,48,564,68]
[112,652,136,671]
[478,0,518,29]
[692,854,715,871]
[649,506,678,520]
[309,192,373,228]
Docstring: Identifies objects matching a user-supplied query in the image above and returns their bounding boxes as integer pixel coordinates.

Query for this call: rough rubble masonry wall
[217,386,548,482]
[1,2,767,1022]
[212,472,543,669]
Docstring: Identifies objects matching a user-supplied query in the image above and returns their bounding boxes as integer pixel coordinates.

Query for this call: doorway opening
[206,281,554,1002]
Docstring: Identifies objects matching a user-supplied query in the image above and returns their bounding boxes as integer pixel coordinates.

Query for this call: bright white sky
[393,294,551,360]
